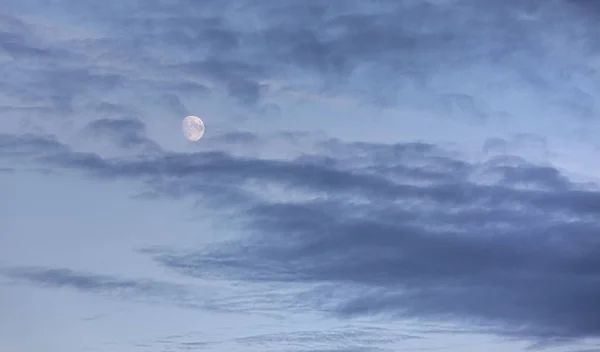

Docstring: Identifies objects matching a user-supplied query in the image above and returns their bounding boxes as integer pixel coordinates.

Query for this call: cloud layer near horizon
[2,128,600,343]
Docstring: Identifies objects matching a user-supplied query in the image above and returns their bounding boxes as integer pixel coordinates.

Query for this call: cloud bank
[2,130,600,344]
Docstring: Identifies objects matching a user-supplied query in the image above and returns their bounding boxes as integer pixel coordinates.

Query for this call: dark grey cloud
[1,132,600,345]
[149,186,600,342]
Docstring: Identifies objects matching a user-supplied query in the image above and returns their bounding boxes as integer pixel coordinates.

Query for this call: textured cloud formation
[2,130,600,344]
[2,0,599,126]
[3,0,600,351]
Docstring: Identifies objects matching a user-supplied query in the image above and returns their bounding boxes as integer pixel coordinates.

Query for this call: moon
[182,115,205,141]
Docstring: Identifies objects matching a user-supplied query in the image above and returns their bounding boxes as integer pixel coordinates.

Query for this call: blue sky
[1,0,600,351]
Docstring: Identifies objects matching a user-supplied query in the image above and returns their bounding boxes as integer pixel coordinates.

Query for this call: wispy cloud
[2,266,205,308]
[83,117,162,154]
[139,324,420,352]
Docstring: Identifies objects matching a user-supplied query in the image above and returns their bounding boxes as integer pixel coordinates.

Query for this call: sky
[1,0,600,351]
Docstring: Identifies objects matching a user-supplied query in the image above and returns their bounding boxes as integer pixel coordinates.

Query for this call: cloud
[84,117,162,153]
[230,326,419,349]
[153,0,597,115]
[1,131,600,344]
[212,131,261,145]
[2,2,600,348]
[145,324,418,352]
[226,78,264,105]
[2,266,203,308]
[3,0,595,121]
[0,13,72,62]
[0,133,70,159]
[0,0,596,204]
[148,173,600,341]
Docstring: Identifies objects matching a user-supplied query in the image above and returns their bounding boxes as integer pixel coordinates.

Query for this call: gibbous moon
[182,115,205,141]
